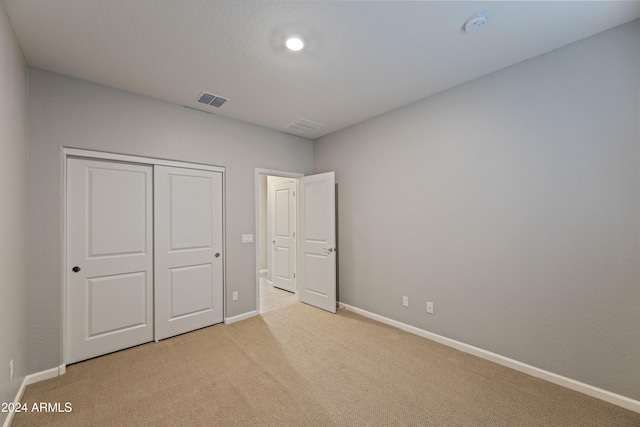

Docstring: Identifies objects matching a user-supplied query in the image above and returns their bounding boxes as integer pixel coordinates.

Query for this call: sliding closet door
[67,158,153,364]
[154,166,224,340]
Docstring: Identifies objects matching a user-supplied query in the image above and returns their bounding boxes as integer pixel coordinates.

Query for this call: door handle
[324,247,335,254]
[72,266,81,273]
[215,253,220,258]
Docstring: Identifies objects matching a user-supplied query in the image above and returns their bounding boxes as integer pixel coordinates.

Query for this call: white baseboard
[3,365,66,427]
[339,302,640,414]
[24,365,64,386]
[3,377,27,427]
[224,310,259,325]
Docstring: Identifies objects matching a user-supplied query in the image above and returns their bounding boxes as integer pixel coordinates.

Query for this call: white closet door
[67,158,153,364]
[154,166,223,341]
[298,172,336,313]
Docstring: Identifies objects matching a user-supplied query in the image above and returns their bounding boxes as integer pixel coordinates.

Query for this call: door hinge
[293,191,296,197]
[293,231,296,237]
[293,273,296,279]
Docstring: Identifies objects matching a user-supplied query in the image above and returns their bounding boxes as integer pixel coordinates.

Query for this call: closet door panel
[66,158,153,364]
[154,166,223,340]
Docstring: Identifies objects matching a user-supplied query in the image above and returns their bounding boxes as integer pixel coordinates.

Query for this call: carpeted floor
[12,301,640,426]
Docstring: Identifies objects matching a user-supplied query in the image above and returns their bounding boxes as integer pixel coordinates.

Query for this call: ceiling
[3,1,640,139]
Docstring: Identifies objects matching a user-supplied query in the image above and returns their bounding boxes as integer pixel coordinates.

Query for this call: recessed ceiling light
[285,36,305,51]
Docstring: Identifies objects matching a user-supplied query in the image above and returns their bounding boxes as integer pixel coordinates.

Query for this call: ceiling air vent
[287,118,324,133]
[197,91,228,108]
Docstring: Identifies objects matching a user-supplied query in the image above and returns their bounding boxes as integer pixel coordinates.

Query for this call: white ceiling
[3,1,640,139]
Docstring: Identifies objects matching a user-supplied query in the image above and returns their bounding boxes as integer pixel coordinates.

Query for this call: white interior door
[66,158,153,364]
[154,166,223,341]
[270,179,297,293]
[298,172,336,313]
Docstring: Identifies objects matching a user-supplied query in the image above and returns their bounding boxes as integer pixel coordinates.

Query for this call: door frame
[254,168,303,312]
[62,148,225,365]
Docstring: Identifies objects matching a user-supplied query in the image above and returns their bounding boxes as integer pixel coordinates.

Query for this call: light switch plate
[242,234,254,243]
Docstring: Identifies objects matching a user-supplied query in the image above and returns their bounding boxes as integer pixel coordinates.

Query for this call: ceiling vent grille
[287,118,324,133]
[197,91,228,108]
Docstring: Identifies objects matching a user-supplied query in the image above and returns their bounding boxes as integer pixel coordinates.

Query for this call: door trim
[62,147,226,365]
[63,148,225,172]
[254,168,304,313]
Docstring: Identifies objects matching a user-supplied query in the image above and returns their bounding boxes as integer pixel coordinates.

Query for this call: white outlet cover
[241,234,254,243]
[427,302,434,314]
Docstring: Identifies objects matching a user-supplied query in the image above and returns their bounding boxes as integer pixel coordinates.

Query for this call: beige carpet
[13,302,640,426]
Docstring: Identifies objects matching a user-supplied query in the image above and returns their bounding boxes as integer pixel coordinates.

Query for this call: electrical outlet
[232,291,238,301]
[9,359,14,381]
[402,296,409,307]
[427,301,434,314]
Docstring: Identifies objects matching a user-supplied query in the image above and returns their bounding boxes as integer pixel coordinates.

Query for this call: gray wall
[0,2,28,424]
[314,21,640,400]
[27,68,313,373]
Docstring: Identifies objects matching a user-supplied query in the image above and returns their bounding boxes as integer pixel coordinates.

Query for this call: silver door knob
[215,253,220,258]
[324,247,334,254]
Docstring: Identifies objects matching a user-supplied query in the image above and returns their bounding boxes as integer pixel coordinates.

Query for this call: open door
[297,172,336,313]
[270,179,297,293]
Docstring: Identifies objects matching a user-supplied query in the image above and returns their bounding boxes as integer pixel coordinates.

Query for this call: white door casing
[66,158,154,364]
[297,172,337,313]
[270,179,297,293]
[154,166,224,341]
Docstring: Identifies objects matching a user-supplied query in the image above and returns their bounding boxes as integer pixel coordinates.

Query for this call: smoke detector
[464,13,488,33]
